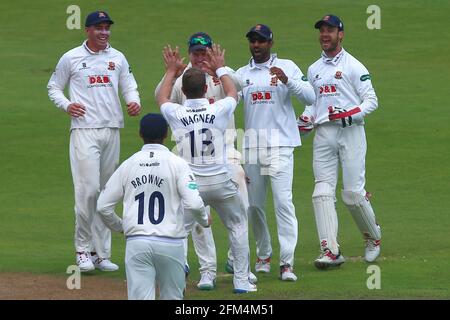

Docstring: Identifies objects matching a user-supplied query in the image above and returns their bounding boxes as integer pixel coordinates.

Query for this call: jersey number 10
[135,191,165,225]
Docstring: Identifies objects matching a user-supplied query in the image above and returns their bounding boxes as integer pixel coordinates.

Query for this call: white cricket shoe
[280,264,297,281]
[197,272,216,290]
[233,282,257,294]
[76,252,95,272]
[225,259,234,274]
[91,254,119,272]
[365,239,381,262]
[225,260,258,284]
[249,272,258,284]
[184,264,190,279]
[314,249,345,270]
[255,257,271,273]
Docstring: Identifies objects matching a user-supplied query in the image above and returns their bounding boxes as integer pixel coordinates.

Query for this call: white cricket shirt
[155,63,243,160]
[306,48,378,125]
[236,54,315,148]
[161,97,237,176]
[47,40,140,129]
[97,144,208,238]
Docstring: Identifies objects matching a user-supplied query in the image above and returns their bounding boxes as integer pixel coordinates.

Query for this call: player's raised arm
[156,45,185,106]
[204,44,238,102]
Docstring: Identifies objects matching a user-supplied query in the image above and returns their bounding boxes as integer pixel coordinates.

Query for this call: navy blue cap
[140,113,168,141]
[246,24,273,41]
[188,32,213,53]
[85,11,114,27]
[315,15,344,31]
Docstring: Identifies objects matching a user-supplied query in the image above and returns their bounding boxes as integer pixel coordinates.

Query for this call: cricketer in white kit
[236,24,316,281]
[157,45,255,293]
[298,15,382,269]
[97,113,210,300]
[154,32,252,290]
[47,11,141,272]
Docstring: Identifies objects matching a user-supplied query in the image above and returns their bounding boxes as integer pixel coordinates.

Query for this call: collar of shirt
[141,144,169,152]
[82,40,111,55]
[183,98,209,108]
[321,47,346,65]
[249,53,278,69]
[182,63,211,78]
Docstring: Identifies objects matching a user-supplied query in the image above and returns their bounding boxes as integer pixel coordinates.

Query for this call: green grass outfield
[0,0,449,299]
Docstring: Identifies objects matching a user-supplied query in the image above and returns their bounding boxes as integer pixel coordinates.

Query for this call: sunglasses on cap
[188,36,212,46]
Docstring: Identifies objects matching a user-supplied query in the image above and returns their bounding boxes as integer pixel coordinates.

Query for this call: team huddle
[47,11,382,300]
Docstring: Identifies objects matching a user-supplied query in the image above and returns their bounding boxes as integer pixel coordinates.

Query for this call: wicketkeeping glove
[328,106,363,128]
[297,114,314,137]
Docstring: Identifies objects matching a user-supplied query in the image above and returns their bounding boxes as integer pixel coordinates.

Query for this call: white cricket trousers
[312,123,379,254]
[70,128,119,259]
[313,123,367,195]
[184,163,248,275]
[244,147,298,267]
[125,236,185,300]
[196,173,250,290]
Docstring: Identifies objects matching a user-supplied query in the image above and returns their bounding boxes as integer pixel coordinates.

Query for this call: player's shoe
[184,264,190,279]
[76,252,95,272]
[91,254,119,272]
[225,259,234,274]
[280,264,297,281]
[314,249,345,270]
[197,272,216,290]
[365,239,381,262]
[225,260,258,284]
[255,257,271,273]
[249,272,258,284]
[233,282,257,294]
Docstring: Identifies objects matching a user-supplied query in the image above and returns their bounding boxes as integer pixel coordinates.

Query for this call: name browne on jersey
[131,174,164,189]
[180,113,215,127]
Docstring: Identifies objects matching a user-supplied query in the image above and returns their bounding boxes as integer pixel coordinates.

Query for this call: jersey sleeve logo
[360,74,371,81]
[187,182,198,190]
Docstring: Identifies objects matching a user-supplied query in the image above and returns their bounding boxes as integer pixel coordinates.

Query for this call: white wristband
[216,67,228,78]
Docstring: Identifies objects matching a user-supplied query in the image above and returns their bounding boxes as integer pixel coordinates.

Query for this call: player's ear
[204,84,208,93]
